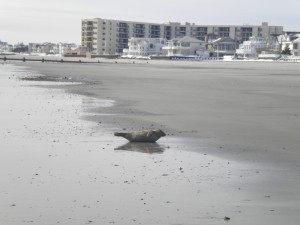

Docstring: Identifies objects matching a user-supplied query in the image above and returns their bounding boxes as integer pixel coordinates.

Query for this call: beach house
[162,36,205,56]
[293,38,300,56]
[207,37,237,58]
[122,38,166,58]
[236,36,268,59]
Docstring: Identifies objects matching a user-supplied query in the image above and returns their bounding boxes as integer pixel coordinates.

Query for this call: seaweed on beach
[20,75,72,82]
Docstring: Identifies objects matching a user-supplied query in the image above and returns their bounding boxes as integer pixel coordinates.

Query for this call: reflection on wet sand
[114,142,166,154]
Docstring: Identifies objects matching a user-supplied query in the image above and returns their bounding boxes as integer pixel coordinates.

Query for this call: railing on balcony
[118,23,129,28]
[119,28,129,34]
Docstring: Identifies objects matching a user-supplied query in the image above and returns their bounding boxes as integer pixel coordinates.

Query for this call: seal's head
[144,129,166,142]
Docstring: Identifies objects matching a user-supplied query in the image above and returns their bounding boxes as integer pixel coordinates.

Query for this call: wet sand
[14,60,300,163]
[1,61,300,224]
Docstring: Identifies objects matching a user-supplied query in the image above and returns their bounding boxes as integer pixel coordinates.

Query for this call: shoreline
[11,60,300,166]
[2,54,300,65]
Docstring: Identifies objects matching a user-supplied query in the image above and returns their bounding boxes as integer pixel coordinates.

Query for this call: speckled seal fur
[114,129,166,142]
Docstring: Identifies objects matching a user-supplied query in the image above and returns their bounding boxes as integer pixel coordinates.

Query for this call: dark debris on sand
[20,75,72,82]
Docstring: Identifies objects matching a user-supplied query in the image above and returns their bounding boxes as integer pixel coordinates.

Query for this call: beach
[1,60,300,225]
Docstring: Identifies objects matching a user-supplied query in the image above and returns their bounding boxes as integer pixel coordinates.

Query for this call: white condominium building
[81,18,283,55]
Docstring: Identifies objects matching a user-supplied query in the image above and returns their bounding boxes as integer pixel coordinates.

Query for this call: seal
[114,129,166,142]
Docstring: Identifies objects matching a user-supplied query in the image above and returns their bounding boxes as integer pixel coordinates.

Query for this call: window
[181,42,190,47]
[293,43,298,49]
[241,27,252,32]
[196,27,207,32]
[219,27,230,32]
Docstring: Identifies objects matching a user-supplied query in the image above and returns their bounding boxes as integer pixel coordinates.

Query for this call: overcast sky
[1,0,299,44]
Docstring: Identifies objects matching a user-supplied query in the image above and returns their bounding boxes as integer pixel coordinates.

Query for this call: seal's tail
[114,132,126,137]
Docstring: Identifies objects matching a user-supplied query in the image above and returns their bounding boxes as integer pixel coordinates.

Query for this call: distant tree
[281,44,292,55]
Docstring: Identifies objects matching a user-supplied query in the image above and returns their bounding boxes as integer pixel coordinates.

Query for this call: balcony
[119,28,129,34]
[194,27,207,32]
[150,26,160,32]
[119,33,129,38]
[163,41,190,50]
[135,24,145,29]
[241,28,253,32]
[118,23,128,28]
[163,44,190,50]
[218,27,230,32]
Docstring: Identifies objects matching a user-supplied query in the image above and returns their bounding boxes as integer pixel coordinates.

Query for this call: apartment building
[81,18,283,55]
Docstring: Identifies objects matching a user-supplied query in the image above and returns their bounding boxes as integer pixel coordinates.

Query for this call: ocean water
[0,63,290,225]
